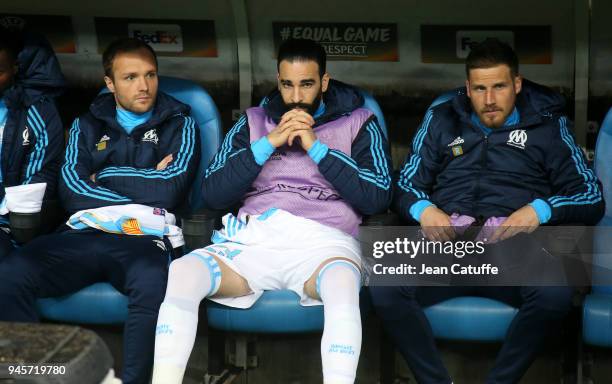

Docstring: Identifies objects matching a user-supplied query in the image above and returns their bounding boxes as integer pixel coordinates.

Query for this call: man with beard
[0,38,200,384]
[0,27,64,257]
[152,38,392,384]
[370,40,604,384]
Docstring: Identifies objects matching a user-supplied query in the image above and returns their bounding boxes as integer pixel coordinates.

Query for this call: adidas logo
[153,240,167,251]
[447,136,464,147]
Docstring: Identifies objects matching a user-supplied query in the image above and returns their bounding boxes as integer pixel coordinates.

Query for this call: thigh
[1,231,107,298]
[0,228,14,260]
[478,286,523,308]
[303,256,361,300]
[187,244,254,298]
[273,239,361,303]
[98,234,172,306]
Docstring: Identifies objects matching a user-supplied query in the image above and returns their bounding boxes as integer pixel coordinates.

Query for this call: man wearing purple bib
[152,39,392,384]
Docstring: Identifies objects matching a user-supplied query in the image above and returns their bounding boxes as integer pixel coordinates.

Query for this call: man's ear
[465,80,471,98]
[277,73,281,91]
[104,76,115,93]
[514,75,523,94]
[321,73,330,93]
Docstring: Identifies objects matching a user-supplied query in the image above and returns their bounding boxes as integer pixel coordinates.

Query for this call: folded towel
[449,213,507,243]
[67,204,184,248]
[0,183,47,215]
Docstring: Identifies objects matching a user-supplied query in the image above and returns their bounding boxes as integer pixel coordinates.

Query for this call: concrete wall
[2,0,583,95]
[2,0,237,88]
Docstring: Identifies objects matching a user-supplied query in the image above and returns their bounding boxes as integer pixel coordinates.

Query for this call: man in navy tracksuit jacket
[370,41,604,384]
[0,27,64,256]
[0,38,200,384]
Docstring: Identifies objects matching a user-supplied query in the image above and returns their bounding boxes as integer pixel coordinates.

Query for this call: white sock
[152,251,221,384]
[318,260,362,384]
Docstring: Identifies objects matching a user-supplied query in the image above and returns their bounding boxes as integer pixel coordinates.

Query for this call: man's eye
[146,73,157,79]
[303,83,313,88]
[125,75,135,80]
[282,83,292,89]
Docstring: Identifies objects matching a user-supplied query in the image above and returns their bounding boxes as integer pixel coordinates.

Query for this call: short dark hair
[102,38,158,78]
[277,38,326,77]
[465,39,519,78]
[0,26,22,63]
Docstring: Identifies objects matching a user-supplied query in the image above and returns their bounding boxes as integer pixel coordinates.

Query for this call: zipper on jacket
[125,135,133,164]
[473,135,488,214]
[481,135,489,168]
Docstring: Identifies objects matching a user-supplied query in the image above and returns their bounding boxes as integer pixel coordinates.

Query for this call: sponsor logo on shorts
[204,245,242,260]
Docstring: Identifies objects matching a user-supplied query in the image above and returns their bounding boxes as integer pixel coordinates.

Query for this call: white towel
[0,182,47,215]
[67,204,184,248]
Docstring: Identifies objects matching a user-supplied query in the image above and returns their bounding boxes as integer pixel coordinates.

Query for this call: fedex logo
[456,30,514,59]
[128,23,184,52]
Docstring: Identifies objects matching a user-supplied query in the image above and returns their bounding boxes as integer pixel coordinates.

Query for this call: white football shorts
[188,208,362,308]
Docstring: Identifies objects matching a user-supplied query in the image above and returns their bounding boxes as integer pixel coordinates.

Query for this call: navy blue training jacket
[395,81,604,225]
[201,79,393,215]
[59,92,200,213]
[1,31,66,202]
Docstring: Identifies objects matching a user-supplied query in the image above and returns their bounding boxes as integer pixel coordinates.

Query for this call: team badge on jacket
[96,135,110,151]
[142,129,159,144]
[448,136,464,157]
[22,128,30,146]
[507,129,527,149]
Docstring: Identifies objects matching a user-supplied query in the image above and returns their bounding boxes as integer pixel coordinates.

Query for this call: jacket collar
[263,79,364,126]
[89,91,190,134]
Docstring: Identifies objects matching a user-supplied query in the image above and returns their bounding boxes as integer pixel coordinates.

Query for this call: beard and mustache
[282,90,323,116]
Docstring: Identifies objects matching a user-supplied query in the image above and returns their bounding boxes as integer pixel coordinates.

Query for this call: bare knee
[304,257,361,300]
[208,255,252,298]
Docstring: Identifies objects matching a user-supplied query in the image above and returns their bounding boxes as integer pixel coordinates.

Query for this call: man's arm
[311,115,392,215]
[18,100,64,199]
[94,115,201,210]
[393,109,445,223]
[200,114,263,210]
[541,116,604,225]
[491,117,604,242]
[59,117,131,213]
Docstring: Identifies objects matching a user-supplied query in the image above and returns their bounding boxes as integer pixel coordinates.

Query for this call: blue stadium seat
[36,76,223,324]
[207,88,387,335]
[582,107,612,347]
[425,297,517,341]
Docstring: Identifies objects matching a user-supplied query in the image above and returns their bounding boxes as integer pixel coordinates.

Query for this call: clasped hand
[267,109,317,151]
